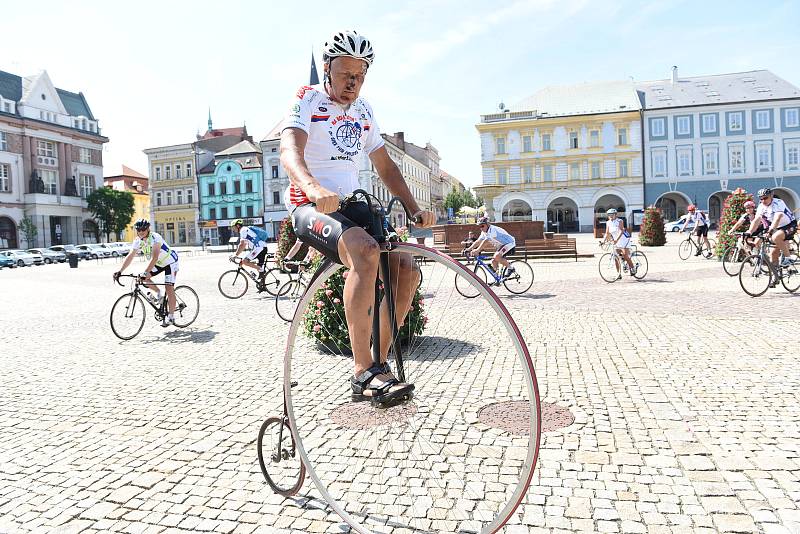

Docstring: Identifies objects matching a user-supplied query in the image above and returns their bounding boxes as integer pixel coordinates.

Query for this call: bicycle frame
[469,254,505,284]
[120,276,170,317]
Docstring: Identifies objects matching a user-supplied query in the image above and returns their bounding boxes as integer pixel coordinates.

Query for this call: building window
[186,162,192,177]
[543,165,553,181]
[245,179,253,193]
[80,174,94,198]
[220,182,227,195]
[497,168,507,184]
[702,147,718,175]
[175,164,182,179]
[273,191,281,205]
[235,206,242,218]
[569,132,578,149]
[79,147,91,164]
[246,205,254,217]
[495,137,506,155]
[756,143,772,171]
[522,136,532,153]
[272,165,279,178]
[208,183,215,196]
[41,169,57,194]
[0,132,7,151]
[155,167,161,180]
[176,190,183,205]
[755,110,770,130]
[653,152,666,177]
[0,163,9,191]
[165,165,171,180]
[541,134,551,151]
[233,180,241,194]
[617,128,628,146]
[591,161,601,179]
[569,162,580,179]
[221,207,228,220]
[156,192,162,206]
[785,108,800,128]
[678,149,692,176]
[178,222,187,244]
[785,143,800,170]
[676,116,690,135]
[651,118,665,137]
[618,160,629,177]
[209,207,216,220]
[589,130,599,147]
[187,189,193,204]
[166,191,172,205]
[523,166,533,183]
[37,140,55,158]
[729,144,744,173]
[702,114,717,133]
[728,112,743,131]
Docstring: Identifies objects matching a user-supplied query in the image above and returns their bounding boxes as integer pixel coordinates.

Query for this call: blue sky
[2,0,799,187]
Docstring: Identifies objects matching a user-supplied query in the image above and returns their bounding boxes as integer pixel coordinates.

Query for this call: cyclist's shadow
[137,327,219,345]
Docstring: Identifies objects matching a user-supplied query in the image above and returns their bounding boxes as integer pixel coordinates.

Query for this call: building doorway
[547,197,579,233]
[0,216,17,249]
[501,199,533,222]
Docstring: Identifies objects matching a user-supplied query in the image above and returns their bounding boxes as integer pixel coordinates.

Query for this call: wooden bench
[432,235,578,262]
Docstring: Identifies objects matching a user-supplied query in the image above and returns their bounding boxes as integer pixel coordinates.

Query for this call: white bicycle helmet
[323,30,374,66]
[606,209,617,215]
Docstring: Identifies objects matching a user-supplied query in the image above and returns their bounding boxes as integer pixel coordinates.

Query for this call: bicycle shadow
[138,328,219,345]
[632,278,672,284]
[503,293,555,300]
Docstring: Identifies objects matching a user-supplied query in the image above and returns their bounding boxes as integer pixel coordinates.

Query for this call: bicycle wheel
[257,416,306,496]
[262,267,292,297]
[678,239,693,260]
[284,243,540,534]
[218,269,248,299]
[780,262,800,293]
[110,292,146,340]
[454,262,488,298]
[276,279,307,323]
[172,285,199,327]
[722,247,746,277]
[598,252,621,283]
[503,260,534,294]
[631,251,648,279]
[738,255,772,297]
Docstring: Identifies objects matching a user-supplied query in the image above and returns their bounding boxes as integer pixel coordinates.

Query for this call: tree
[638,206,667,246]
[716,188,753,258]
[19,216,38,248]
[87,187,136,242]
[443,189,465,214]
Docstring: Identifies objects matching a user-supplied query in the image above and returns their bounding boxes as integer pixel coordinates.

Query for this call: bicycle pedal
[290,380,298,388]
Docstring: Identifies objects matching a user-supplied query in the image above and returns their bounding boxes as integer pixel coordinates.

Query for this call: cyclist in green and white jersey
[113,219,180,327]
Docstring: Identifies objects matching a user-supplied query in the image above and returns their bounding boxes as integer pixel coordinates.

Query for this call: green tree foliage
[19,216,38,247]
[638,206,667,246]
[87,187,136,242]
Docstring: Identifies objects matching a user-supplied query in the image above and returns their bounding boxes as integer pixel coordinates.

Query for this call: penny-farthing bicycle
[276,190,541,533]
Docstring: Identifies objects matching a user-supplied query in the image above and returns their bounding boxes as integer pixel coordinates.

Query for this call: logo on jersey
[291,103,301,114]
[296,85,313,99]
[318,106,328,112]
[308,217,333,238]
[335,121,362,149]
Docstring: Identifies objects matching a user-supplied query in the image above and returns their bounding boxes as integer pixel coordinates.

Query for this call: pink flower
[313,324,321,333]
[342,270,349,279]
[322,283,328,289]
[333,298,341,304]
[418,297,424,303]
[423,316,429,324]
[325,289,334,297]
[316,301,324,308]
[315,309,321,316]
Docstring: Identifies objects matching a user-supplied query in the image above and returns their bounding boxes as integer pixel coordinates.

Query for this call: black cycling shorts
[694,225,709,237]
[149,263,177,285]
[291,201,388,264]
[255,247,269,267]
[777,220,798,241]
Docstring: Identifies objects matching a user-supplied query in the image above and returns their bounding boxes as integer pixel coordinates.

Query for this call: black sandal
[351,363,414,404]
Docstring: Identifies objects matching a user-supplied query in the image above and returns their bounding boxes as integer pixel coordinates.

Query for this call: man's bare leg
[378,252,419,361]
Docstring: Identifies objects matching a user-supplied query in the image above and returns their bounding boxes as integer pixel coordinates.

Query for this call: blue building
[198,140,264,245]
[639,68,800,224]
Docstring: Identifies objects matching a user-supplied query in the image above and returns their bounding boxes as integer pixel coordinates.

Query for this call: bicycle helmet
[743,200,756,209]
[757,188,772,198]
[477,216,490,225]
[230,218,244,227]
[606,208,617,215]
[323,30,374,66]
[133,219,150,231]
[687,204,696,211]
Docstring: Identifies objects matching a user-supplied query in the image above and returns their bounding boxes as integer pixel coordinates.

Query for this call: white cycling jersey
[132,231,178,268]
[478,225,516,249]
[690,211,708,227]
[756,198,795,228]
[282,84,384,207]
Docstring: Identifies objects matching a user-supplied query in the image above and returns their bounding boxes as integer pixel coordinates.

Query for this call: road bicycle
[738,237,800,297]
[453,250,534,298]
[279,190,540,533]
[110,274,200,340]
[598,241,648,282]
[275,261,313,323]
[257,380,305,496]
[678,231,716,260]
[721,232,760,276]
[217,255,290,299]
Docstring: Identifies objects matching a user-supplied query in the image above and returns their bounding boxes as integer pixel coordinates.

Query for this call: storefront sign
[217,217,263,227]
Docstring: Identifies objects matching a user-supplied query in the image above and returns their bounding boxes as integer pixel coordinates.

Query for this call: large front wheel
[110,292,146,340]
[284,244,540,534]
[218,269,248,299]
[454,261,487,298]
[678,239,693,260]
[738,255,772,297]
[599,252,621,283]
[722,246,746,276]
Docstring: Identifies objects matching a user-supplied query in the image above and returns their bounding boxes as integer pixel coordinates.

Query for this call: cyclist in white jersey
[230,219,270,274]
[280,30,435,404]
[602,209,636,276]
[747,188,797,267]
[463,216,517,280]
[680,204,711,257]
[113,219,180,327]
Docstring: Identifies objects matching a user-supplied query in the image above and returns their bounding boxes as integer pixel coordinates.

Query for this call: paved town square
[1,233,798,533]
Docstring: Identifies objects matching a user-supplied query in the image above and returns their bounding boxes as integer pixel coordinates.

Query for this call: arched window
[0,217,18,249]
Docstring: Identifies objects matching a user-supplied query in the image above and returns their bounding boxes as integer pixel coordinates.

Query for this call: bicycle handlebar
[113,273,141,287]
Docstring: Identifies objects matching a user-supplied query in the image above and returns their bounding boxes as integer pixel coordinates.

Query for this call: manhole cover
[330,401,418,430]
[477,401,575,435]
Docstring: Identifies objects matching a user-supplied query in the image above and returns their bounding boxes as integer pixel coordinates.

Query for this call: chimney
[394,131,405,150]
[671,66,678,85]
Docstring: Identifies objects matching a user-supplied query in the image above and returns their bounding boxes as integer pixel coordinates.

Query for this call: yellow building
[103,165,150,242]
[475,81,644,233]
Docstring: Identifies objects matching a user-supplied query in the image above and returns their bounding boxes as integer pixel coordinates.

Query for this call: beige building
[103,165,149,242]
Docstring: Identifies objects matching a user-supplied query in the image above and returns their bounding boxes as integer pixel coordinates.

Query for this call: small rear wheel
[172,285,200,327]
[631,251,648,279]
[218,269,248,299]
[503,260,534,294]
[678,239,693,260]
[599,252,621,283]
[257,416,305,496]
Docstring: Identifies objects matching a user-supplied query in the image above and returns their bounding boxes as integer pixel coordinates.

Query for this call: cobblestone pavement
[1,233,799,533]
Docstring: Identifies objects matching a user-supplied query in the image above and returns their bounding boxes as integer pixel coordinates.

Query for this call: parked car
[108,242,132,256]
[1,249,43,267]
[76,243,113,259]
[664,215,696,233]
[27,248,66,264]
[96,243,121,257]
[0,254,14,269]
[50,244,92,260]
